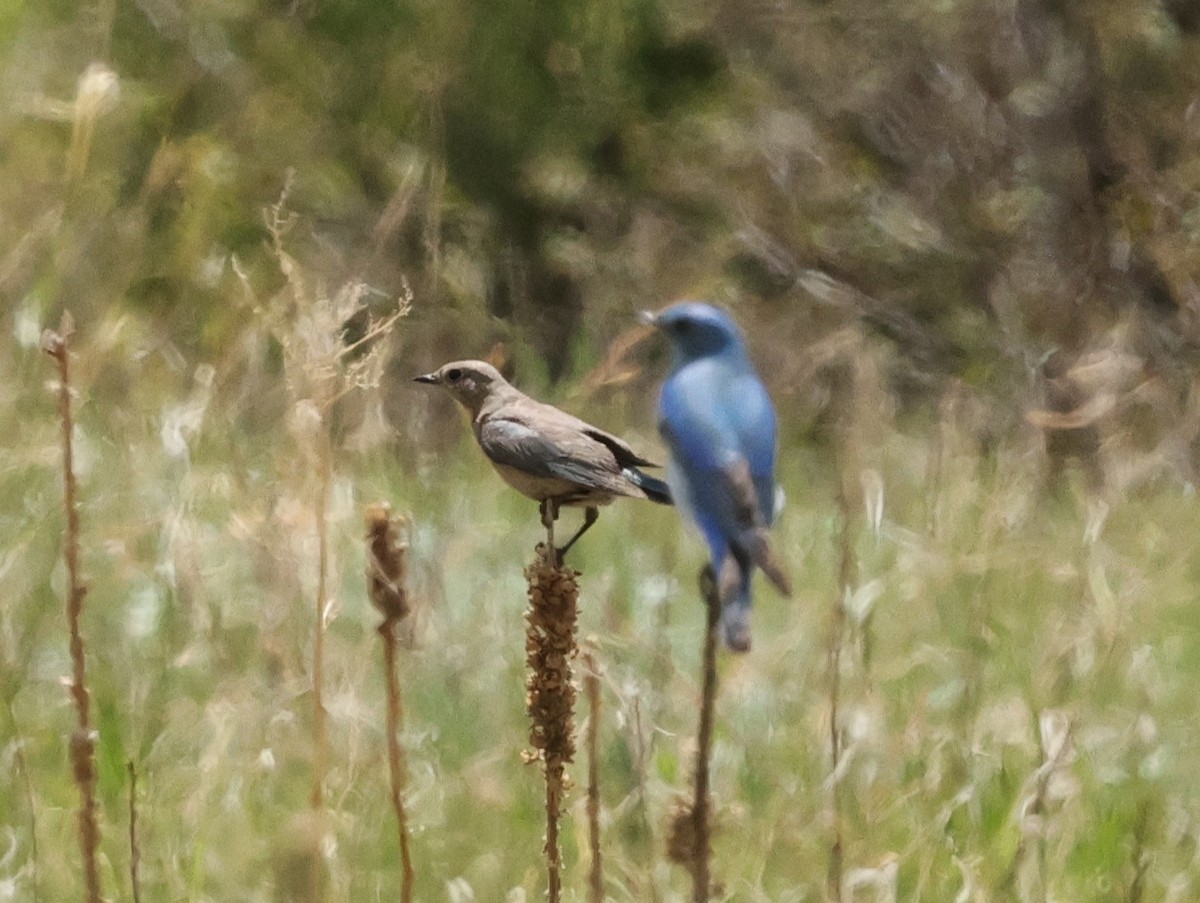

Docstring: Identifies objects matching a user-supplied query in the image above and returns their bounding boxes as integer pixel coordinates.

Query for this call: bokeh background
[5,0,1200,899]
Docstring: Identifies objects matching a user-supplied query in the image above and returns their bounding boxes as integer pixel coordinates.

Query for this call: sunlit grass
[5,318,1200,901]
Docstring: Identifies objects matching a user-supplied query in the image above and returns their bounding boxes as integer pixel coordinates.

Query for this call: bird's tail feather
[714,534,791,653]
[746,528,792,597]
[721,595,753,652]
[624,468,672,505]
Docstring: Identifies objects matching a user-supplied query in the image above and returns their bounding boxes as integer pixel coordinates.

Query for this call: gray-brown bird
[414,360,671,557]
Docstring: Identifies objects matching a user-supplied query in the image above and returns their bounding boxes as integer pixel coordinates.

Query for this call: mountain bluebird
[644,302,791,651]
[414,360,671,558]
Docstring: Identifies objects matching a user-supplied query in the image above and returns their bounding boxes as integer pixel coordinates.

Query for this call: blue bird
[644,302,791,651]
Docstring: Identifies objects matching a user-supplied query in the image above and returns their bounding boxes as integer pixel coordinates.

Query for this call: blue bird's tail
[710,528,790,652]
[721,591,753,652]
[716,558,754,652]
[624,467,672,505]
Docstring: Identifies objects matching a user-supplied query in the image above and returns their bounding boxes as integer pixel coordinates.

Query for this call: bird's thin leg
[540,499,559,563]
[556,506,599,561]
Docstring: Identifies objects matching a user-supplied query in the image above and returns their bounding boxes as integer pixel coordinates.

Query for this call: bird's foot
[554,506,598,564]
[534,541,559,567]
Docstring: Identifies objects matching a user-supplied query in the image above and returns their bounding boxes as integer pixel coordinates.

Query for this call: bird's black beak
[413,373,439,385]
[637,309,659,328]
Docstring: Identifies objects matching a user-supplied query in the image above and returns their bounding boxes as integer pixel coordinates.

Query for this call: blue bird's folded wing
[726,371,779,526]
[718,457,792,597]
[659,365,777,503]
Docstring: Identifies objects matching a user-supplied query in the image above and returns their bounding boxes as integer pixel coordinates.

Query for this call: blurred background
[5,0,1200,900]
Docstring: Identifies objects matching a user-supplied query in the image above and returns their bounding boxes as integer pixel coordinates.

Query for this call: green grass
[4,319,1200,902]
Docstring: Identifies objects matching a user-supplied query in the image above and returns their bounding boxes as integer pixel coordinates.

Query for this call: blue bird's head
[643,301,747,364]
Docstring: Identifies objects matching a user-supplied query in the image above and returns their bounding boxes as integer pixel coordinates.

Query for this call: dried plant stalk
[128,760,142,903]
[827,483,853,903]
[630,694,661,903]
[999,712,1074,896]
[365,503,415,902]
[6,700,41,903]
[302,438,333,903]
[42,315,103,903]
[523,539,580,903]
[272,813,329,903]
[311,442,331,820]
[257,173,411,838]
[667,566,720,902]
[582,650,603,903]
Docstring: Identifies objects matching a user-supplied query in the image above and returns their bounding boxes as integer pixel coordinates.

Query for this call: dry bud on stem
[365,503,411,622]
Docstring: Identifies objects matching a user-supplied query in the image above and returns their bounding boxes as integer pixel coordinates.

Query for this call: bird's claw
[534,541,569,567]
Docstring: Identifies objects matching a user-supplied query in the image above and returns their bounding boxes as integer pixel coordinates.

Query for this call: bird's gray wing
[478,417,628,492]
[581,425,660,468]
[531,403,659,469]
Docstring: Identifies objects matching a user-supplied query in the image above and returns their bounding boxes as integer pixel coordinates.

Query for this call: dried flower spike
[366,503,411,622]
[524,542,580,902]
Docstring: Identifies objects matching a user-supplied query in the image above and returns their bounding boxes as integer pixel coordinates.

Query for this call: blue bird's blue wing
[658,365,740,561]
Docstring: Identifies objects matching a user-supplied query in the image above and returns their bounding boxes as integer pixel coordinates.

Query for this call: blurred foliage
[5,0,1200,444]
[7,0,1200,899]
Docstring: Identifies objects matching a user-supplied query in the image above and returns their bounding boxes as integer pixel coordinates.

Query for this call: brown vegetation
[524,542,581,901]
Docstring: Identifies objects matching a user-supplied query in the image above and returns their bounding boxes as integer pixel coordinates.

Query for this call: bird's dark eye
[446,368,463,382]
[675,319,692,334]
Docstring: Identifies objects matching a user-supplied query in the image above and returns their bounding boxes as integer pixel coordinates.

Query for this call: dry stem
[583,650,603,903]
[524,531,580,903]
[631,695,661,903]
[999,714,1075,897]
[827,481,853,903]
[691,568,721,900]
[6,700,41,903]
[667,566,720,901]
[42,316,103,903]
[256,175,410,902]
[128,760,142,903]
[311,438,331,819]
[365,504,415,902]
[305,434,332,903]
